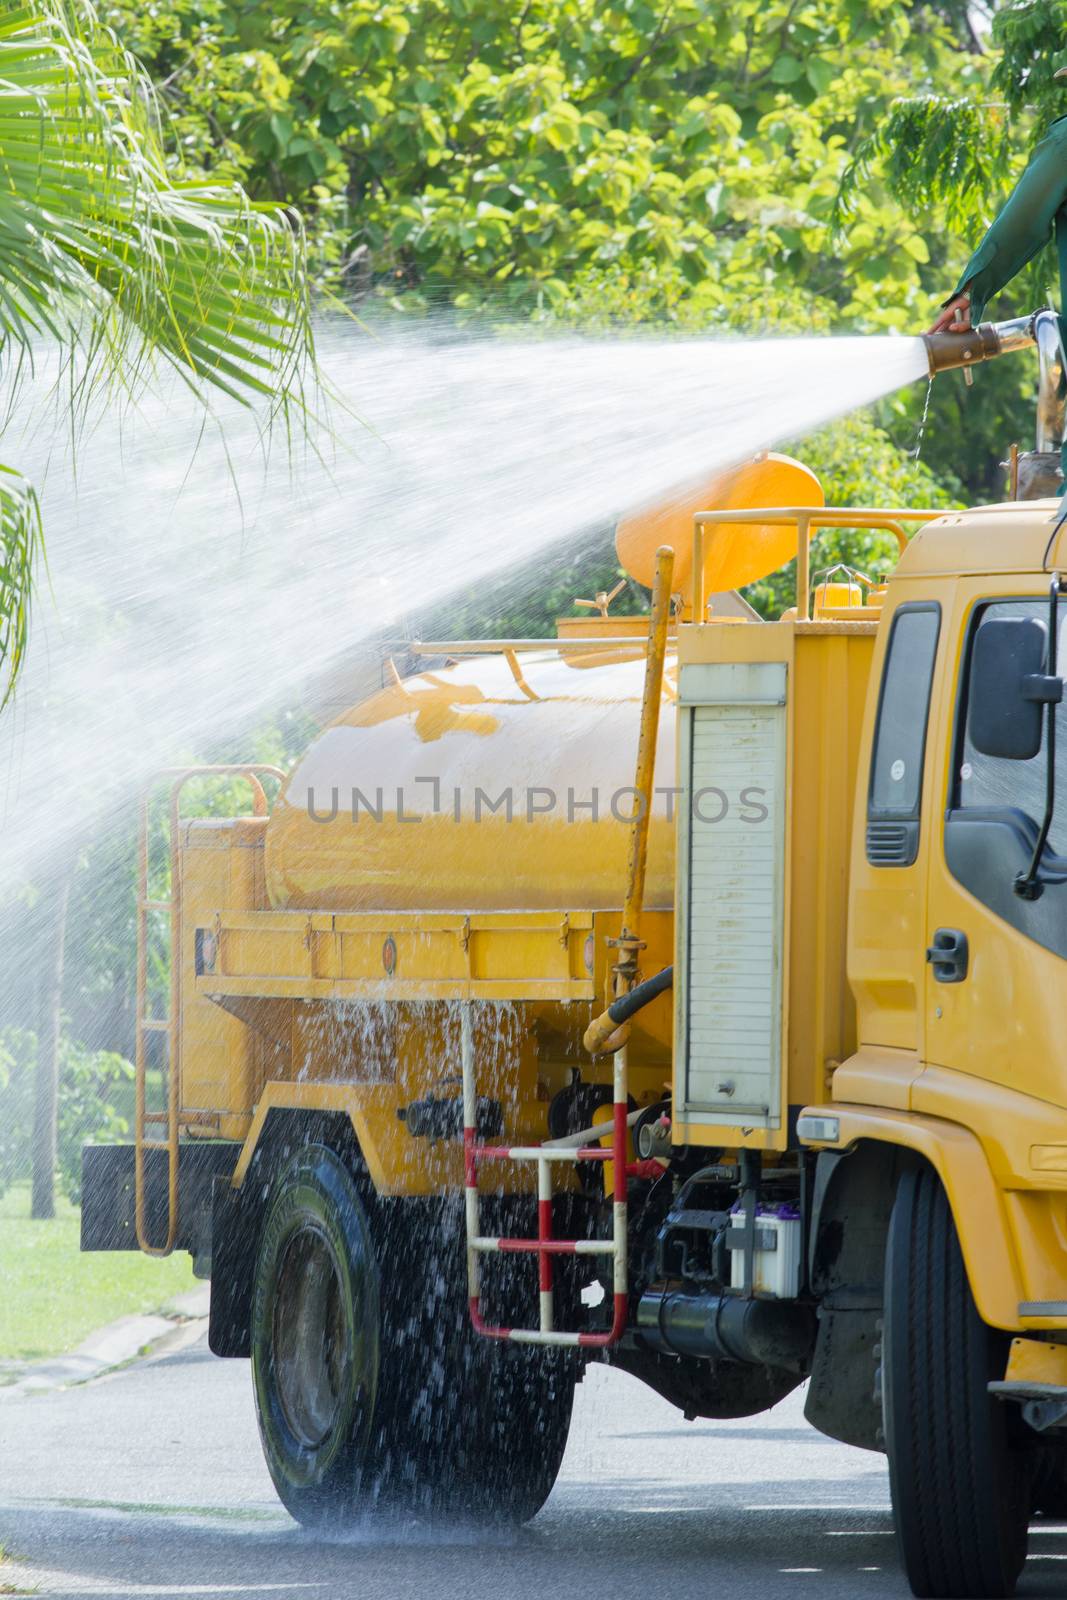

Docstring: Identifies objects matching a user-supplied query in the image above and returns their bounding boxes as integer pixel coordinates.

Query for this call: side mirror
[968,617,1061,760]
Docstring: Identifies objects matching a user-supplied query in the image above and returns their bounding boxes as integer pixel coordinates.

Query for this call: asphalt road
[3,1334,1067,1599]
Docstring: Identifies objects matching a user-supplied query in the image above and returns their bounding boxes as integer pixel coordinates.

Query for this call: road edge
[0,1285,209,1399]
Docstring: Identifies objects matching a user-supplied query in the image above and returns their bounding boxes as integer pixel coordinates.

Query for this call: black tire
[1031,1448,1067,1518]
[251,1143,575,1526]
[251,1143,380,1525]
[374,1196,577,1523]
[883,1164,1031,1598]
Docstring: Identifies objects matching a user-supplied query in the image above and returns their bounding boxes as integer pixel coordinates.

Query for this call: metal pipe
[795,512,812,621]
[620,546,675,952]
[409,637,655,654]
[692,519,706,622]
[922,314,1036,378]
[583,547,674,1056]
[503,647,539,700]
[1034,310,1066,454]
[542,1104,646,1150]
[581,966,674,1056]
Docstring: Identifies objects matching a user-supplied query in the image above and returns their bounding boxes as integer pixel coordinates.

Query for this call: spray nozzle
[922,313,1038,379]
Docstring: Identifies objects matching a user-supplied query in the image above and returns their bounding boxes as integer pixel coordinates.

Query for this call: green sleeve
[949,116,1067,324]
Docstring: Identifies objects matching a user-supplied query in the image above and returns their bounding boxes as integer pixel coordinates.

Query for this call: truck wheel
[251,1144,380,1526]
[1031,1449,1067,1518]
[365,1190,576,1521]
[883,1165,1031,1598]
[251,1144,574,1526]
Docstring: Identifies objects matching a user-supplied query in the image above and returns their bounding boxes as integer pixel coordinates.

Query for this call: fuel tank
[265,645,677,912]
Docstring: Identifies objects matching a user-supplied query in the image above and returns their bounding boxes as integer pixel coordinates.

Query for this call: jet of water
[0,321,928,891]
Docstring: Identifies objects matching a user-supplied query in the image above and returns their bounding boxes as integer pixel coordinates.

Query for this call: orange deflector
[615,453,823,606]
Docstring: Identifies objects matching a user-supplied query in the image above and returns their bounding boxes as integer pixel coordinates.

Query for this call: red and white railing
[460,1004,658,1348]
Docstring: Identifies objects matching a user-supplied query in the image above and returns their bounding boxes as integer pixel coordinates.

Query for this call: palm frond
[0,0,318,698]
[0,1,315,412]
[0,460,40,707]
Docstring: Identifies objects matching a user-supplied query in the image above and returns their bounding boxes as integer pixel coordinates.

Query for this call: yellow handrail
[135,763,285,1256]
[691,506,946,622]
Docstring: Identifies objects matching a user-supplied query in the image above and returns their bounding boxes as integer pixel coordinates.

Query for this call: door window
[957,599,1067,852]
[866,604,941,866]
[946,596,1067,960]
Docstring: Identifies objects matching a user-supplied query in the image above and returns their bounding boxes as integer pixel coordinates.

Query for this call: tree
[0,0,316,707]
[835,2,1067,288]
[30,865,73,1218]
[103,0,979,328]
[103,1,1029,502]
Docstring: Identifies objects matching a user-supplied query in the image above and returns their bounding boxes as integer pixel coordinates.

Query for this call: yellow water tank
[265,453,822,914]
[265,648,677,912]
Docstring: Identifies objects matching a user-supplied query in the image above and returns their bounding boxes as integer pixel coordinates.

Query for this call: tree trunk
[31,869,74,1220]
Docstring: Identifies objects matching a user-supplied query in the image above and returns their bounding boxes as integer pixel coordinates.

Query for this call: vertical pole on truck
[692,521,705,623]
[795,513,812,621]
[604,542,675,1333]
[615,542,676,996]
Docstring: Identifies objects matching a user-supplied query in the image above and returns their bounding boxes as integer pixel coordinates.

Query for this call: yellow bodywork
[176,641,679,1192]
[163,474,1067,1336]
[671,617,875,1151]
[1004,1337,1067,1388]
[177,608,874,1186]
[802,499,1067,1333]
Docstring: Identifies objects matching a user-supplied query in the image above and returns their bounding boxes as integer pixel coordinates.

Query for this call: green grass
[0,1181,196,1363]
[0,1542,37,1596]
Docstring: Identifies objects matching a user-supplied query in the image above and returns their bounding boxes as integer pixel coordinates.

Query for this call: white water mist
[0,323,928,889]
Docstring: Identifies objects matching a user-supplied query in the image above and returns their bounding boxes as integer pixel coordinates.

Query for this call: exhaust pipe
[922,313,1037,378]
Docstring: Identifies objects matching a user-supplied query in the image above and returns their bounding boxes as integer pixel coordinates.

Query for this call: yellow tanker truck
[82,310,1067,1598]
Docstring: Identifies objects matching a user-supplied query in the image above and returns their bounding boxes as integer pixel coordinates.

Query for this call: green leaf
[269,111,294,150]
[770,55,805,84]
[0,463,40,708]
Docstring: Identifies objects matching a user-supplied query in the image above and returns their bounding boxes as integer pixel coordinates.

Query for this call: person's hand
[927,292,972,335]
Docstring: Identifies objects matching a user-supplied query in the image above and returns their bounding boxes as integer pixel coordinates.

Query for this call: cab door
[849,592,946,1062]
[922,579,1067,1108]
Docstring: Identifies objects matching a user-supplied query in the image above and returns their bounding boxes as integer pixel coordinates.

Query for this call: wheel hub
[273,1226,351,1448]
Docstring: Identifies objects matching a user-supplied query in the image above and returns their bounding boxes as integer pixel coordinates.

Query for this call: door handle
[926,927,969,984]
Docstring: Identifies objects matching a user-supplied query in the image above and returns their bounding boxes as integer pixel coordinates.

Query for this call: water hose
[583,965,674,1055]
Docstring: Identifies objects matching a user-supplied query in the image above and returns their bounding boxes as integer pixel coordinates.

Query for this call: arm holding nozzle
[932,116,1067,331]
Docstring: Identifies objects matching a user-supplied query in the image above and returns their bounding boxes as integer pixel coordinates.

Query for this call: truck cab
[797,502,1067,1598]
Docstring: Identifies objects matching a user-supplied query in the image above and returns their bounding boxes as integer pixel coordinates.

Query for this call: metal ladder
[460,1004,645,1348]
[134,764,285,1255]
